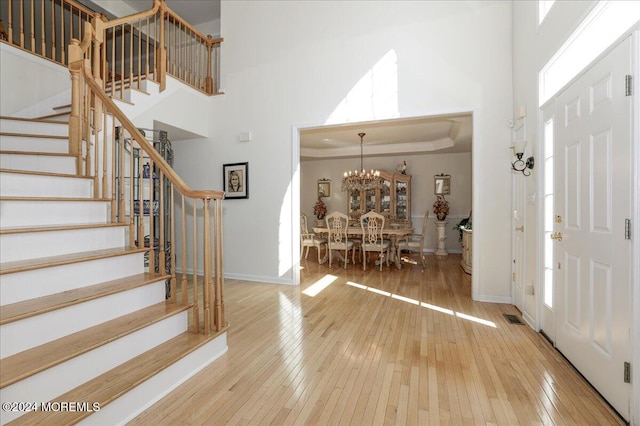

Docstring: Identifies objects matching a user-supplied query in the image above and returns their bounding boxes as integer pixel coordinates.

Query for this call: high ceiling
[300,113,473,161]
[82,0,221,26]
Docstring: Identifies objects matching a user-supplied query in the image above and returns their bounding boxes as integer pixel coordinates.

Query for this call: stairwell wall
[0,44,71,117]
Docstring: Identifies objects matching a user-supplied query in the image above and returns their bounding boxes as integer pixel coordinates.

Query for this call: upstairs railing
[0,0,223,98]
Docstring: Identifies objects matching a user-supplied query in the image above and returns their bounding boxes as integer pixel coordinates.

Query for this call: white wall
[173,0,514,300]
[301,152,472,253]
[0,44,71,117]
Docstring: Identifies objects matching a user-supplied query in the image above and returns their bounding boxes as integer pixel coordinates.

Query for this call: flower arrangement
[313,197,327,219]
[432,195,450,221]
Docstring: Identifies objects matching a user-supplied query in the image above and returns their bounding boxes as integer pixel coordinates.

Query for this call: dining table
[312,224,413,269]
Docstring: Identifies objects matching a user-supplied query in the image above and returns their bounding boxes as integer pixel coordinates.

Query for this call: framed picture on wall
[317,179,331,198]
[434,173,451,195]
[223,162,249,199]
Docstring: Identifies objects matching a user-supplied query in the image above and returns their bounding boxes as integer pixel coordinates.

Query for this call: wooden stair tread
[7,331,221,425]
[0,246,147,275]
[0,301,193,388]
[0,222,127,235]
[0,168,93,179]
[0,272,170,325]
[36,112,71,120]
[0,132,68,139]
[0,116,67,125]
[0,150,75,157]
[0,196,110,202]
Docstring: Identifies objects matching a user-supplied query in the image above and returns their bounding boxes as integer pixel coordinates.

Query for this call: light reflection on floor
[346,280,497,328]
[302,274,338,297]
[278,291,305,399]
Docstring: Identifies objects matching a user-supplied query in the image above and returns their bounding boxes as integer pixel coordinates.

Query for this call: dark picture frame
[223,162,249,199]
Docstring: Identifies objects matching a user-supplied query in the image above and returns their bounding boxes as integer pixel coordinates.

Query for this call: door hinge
[512,272,516,282]
[625,218,631,240]
[624,362,631,383]
[625,75,633,96]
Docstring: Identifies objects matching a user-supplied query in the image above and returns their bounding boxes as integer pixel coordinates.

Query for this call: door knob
[550,232,563,241]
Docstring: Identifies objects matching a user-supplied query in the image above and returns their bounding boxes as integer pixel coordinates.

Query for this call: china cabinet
[346,171,411,225]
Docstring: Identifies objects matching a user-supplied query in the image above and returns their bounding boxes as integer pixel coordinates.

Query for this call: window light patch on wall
[325,49,399,125]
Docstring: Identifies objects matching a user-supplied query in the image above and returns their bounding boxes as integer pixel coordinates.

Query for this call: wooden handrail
[101,1,161,29]
[160,2,223,47]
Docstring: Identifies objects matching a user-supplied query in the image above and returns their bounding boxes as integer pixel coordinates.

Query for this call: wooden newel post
[214,198,225,331]
[158,0,167,92]
[202,198,212,334]
[91,16,105,133]
[68,39,84,173]
[205,36,214,95]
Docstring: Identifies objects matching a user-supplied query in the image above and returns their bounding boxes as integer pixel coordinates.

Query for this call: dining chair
[398,209,429,267]
[360,211,390,271]
[325,211,356,268]
[300,212,327,263]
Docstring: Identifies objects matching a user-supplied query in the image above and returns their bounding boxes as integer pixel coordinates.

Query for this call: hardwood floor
[130,253,624,425]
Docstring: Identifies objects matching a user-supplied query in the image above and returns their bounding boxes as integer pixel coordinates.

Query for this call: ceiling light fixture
[341,132,381,192]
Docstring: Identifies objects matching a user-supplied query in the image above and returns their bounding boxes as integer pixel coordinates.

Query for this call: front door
[553,36,632,420]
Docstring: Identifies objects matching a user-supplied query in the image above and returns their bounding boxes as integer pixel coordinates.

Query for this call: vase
[317,214,325,220]
[437,213,446,221]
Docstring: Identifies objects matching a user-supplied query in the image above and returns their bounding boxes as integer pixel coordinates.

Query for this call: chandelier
[341,132,381,192]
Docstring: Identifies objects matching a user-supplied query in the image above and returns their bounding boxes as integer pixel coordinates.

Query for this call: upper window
[539,1,640,105]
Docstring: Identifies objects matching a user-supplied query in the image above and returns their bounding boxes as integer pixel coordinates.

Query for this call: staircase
[0,116,227,425]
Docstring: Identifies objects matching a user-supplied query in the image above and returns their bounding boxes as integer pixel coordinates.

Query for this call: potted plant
[453,210,472,242]
[313,197,327,219]
[432,195,450,221]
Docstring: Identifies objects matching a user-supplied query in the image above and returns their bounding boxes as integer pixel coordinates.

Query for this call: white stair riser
[84,333,228,426]
[0,226,127,263]
[0,253,145,305]
[0,200,110,227]
[0,312,187,424]
[0,153,76,174]
[0,119,68,137]
[0,135,69,153]
[0,281,167,359]
[0,172,93,198]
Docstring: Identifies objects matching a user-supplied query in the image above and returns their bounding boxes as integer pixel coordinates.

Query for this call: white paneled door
[553,36,632,420]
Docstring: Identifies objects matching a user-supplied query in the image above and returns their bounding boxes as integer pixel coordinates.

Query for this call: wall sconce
[511,139,534,176]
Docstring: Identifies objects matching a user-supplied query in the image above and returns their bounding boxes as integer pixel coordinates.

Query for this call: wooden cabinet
[461,228,472,274]
[346,171,411,225]
[393,173,411,222]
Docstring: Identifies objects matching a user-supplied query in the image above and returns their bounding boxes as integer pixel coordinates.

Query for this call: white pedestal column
[435,221,448,256]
